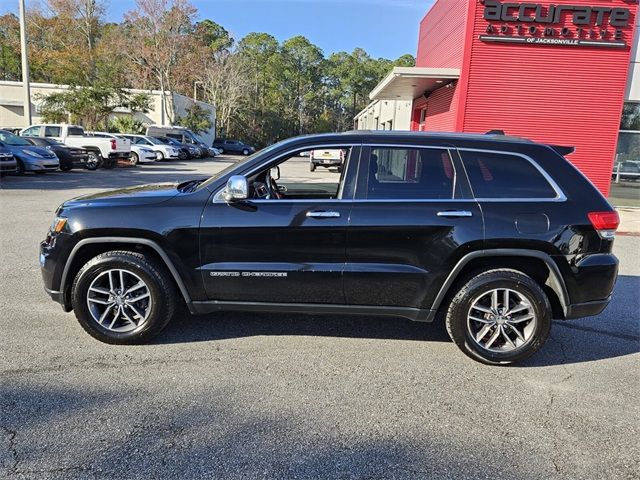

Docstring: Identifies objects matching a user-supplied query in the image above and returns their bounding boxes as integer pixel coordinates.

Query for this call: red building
[364,0,638,195]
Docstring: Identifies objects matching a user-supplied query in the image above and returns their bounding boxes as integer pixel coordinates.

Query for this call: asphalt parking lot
[1,158,639,479]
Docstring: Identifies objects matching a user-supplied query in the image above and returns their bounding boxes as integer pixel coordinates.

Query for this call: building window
[620,102,640,131]
[419,109,426,124]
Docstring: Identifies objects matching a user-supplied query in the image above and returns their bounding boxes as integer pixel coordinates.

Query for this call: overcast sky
[1,0,434,59]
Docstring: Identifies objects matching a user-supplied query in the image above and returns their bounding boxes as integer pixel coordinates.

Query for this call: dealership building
[356,0,639,198]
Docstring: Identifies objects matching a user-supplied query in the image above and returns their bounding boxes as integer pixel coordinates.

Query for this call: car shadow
[154,276,639,367]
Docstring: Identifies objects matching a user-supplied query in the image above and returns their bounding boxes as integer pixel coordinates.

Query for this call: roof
[369,67,460,101]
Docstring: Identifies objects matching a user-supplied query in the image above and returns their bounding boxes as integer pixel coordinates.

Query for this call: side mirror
[270,166,280,180]
[223,175,248,202]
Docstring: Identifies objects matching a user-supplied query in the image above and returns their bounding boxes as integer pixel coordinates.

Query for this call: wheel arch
[60,237,192,311]
[431,249,570,321]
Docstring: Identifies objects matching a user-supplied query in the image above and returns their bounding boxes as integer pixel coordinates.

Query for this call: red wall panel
[416,0,469,68]
[460,0,637,195]
[412,81,460,132]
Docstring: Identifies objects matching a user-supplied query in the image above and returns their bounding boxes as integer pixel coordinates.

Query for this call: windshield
[145,137,162,145]
[197,143,275,191]
[0,131,31,146]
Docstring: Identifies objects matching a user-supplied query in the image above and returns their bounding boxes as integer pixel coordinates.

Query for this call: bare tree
[119,0,196,124]
[201,52,249,138]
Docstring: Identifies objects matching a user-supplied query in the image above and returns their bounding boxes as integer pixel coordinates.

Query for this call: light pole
[193,81,203,102]
[18,0,32,126]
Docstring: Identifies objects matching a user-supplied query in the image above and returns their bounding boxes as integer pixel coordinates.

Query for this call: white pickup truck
[20,124,131,169]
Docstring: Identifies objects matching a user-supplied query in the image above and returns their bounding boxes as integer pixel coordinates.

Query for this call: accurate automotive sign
[479,0,634,48]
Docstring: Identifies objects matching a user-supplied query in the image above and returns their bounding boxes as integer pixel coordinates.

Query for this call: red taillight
[110,139,117,150]
[588,211,619,239]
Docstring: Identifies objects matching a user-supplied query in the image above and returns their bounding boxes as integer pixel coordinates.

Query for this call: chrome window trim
[213,143,360,203]
[457,147,567,202]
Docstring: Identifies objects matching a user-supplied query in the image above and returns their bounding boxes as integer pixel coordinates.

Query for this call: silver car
[0,130,59,174]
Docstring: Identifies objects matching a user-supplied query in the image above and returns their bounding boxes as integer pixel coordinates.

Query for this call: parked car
[40,131,619,365]
[113,136,157,165]
[145,126,210,158]
[120,134,180,161]
[0,129,59,174]
[212,139,256,156]
[25,137,89,171]
[0,145,17,176]
[152,136,197,160]
[20,124,130,169]
[309,148,345,172]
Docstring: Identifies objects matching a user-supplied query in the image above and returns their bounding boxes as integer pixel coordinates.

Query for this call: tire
[16,159,25,175]
[310,163,316,172]
[445,269,551,365]
[178,150,188,161]
[86,152,101,170]
[242,149,250,156]
[129,152,139,166]
[71,250,176,345]
[218,148,224,154]
[156,151,165,161]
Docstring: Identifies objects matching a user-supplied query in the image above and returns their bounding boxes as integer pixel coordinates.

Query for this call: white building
[0,80,217,145]
[354,98,413,131]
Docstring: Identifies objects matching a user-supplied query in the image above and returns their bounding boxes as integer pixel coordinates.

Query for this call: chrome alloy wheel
[467,288,537,353]
[86,269,152,332]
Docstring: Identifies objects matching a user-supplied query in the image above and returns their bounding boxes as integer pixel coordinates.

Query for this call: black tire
[242,149,250,156]
[310,163,316,172]
[156,151,165,161]
[445,269,552,365]
[86,152,101,170]
[71,250,176,345]
[129,152,139,166]
[178,150,188,160]
[16,159,25,175]
[60,164,73,172]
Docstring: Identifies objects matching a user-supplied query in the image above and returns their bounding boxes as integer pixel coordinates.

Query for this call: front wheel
[156,151,165,161]
[129,152,139,166]
[71,251,176,344]
[242,149,250,156]
[445,269,551,365]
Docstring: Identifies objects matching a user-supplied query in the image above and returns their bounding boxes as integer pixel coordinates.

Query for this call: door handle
[437,210,473,218]
[306,211,341,218]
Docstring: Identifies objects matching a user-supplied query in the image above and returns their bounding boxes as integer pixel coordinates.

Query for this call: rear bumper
[312,159,342,166]
[107,152,131,159]
[565,297,611,320]
[558,253,618,319]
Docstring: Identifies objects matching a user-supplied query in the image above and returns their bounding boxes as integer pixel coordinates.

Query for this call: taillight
[588,211,619,240]
[110,139,116,150]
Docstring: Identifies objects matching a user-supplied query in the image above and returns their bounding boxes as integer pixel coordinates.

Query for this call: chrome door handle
[437,210,473,218]
[306,211,341,218]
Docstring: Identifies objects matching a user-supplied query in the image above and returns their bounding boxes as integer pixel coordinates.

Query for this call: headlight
[25,149,45,158]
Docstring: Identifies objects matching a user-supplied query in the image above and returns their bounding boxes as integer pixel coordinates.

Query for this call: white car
[120,134,181,161]
[114,136,156,165]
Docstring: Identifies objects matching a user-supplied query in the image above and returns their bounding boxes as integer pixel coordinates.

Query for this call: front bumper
[0,161,17,172]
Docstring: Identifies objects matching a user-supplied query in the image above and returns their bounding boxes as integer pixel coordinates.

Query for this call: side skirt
[189,300,436,322]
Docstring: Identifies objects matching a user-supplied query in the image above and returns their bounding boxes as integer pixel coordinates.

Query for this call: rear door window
[44,126,61,137]
[67,127,84,136]
[360,147,456,200]
[459,150,558,199]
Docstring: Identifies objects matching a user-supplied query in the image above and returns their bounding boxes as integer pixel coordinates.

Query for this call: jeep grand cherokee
[40,131,619,365]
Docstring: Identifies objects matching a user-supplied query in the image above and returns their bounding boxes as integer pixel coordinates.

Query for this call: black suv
[40,132,619,365]
[212,139,256,155]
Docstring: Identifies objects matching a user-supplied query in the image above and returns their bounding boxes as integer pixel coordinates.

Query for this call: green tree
[175,103,213,134]
[108,115,146,134]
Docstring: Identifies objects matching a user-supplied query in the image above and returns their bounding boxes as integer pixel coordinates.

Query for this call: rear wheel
[310,163,316,172]
[86,152,101,170]
[71,251,176,344]
[445,269,551,365]
[242,148,250,156]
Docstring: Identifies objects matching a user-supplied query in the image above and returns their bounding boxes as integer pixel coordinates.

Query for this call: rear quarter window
[460,150,558,199]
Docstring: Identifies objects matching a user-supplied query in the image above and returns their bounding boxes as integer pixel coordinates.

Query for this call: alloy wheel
[86,269,152,333]
[467,288,537,353]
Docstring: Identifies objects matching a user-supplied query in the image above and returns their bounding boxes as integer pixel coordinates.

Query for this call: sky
[1,0,434,60]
